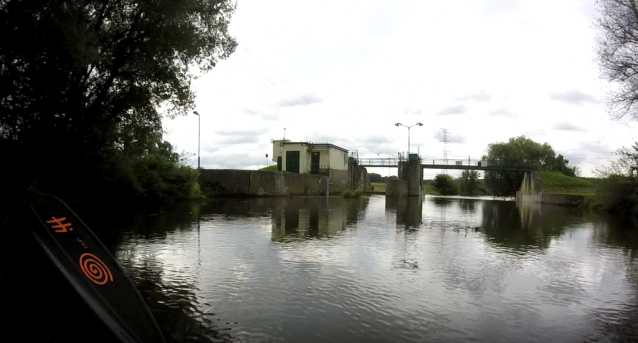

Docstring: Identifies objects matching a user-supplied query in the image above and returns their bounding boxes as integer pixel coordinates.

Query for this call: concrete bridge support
[516,171,543,204]
[398,160,423,197]
[386,179,408,197]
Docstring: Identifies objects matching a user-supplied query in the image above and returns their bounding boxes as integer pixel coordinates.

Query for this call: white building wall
[329,149,348,171]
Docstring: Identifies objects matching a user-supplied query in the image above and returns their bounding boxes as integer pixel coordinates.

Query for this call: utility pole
[193,111,201,169]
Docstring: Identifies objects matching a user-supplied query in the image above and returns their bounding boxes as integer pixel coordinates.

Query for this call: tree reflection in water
[112,202,237,343]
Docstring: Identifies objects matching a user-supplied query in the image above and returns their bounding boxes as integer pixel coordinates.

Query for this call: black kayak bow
[0,194,165,343]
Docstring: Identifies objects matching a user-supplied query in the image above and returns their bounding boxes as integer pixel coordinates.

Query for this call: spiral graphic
[79,253,113,285]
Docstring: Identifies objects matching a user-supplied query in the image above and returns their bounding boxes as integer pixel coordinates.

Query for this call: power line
[241,46,313,106]
[230,54,332,143]
[233,55,298,107]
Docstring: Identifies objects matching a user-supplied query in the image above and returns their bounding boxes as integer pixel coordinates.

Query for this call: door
[310,152,320,174]
[286,151,300,173]
[277,156,283,171]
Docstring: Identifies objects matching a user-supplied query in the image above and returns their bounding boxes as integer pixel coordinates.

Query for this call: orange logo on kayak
[79,253,113,285]
[46,217,72,233]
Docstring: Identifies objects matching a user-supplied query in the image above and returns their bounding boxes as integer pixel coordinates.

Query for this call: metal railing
[355,158,538,169]
[310,164,330,175]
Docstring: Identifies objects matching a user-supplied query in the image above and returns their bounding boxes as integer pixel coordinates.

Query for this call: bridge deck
[356,158,536,172]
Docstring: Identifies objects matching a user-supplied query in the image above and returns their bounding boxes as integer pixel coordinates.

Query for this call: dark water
[107,196,638,342]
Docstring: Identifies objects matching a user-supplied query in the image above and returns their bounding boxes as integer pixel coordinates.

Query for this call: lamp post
[395,122,423,157]
[193,111,201,169]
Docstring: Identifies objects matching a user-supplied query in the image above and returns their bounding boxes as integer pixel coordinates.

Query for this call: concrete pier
[398,160,423,197]
[386,180,408,197]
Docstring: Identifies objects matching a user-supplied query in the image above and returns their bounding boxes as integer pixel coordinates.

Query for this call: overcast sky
[162,0,635,178]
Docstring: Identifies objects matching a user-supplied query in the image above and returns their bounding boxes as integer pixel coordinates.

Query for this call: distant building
[271,140,349,175]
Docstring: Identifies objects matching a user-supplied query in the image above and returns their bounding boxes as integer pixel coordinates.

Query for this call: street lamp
[395,122,423,156]
[193,111,200,169]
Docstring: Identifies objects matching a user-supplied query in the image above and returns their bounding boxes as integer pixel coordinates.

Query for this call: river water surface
[108,196,638,342]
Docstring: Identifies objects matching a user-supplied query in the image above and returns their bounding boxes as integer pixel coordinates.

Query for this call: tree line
[0,0,237,215]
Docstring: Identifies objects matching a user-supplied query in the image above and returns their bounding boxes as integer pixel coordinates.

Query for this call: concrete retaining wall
[516,171,586,206]
[249,172,284,195]
[282,173,322,195]
[386,180,408,197]
[199,169,252,195]
[348,164,371,192]
[200,169,322,196]
[330,169,349,193]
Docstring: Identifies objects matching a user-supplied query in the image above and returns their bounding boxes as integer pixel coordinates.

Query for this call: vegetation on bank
[258,166,278,172]
[540,172,596,195]
[482,136,578,197]
[0,0,237,214]
[423,173,490,196]
[341,189,364,198]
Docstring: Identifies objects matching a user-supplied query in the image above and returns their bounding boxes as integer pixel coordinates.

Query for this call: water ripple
[111,197,638,342]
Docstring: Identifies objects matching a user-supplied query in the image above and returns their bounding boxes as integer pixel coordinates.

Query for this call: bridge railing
[422,159,538,168]
[357,157,538,169]
[357,158,402,166]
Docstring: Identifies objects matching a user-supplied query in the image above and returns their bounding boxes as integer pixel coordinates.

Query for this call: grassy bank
[540,172,596,195]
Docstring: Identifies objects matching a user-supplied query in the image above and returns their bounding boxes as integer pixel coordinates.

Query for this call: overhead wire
[227,50,333,144]
[241,46,314,105]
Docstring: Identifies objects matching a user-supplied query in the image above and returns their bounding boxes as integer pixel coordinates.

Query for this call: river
[107,195,638,343]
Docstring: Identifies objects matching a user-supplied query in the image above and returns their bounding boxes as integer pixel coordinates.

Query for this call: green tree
[593,142,638,215]
[482,136,576,196]
[432,174,458,195]
[0,0,236,211]
[458,170,480,196]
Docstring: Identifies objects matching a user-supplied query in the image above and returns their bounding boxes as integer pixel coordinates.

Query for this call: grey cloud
[274,93,323,107]
[553,122,588,132]
[198,151,270,170]
[241,108,279,121]
[437,104,468,116]
[215,127,269,136]
[488,108,517,118]
[217,135,260,145]
[361,135,392,144]
[455,90,491,102]
[404,108,422,115]
[432,131,465,144]
[550,90,598,106]
[555,141,613,164]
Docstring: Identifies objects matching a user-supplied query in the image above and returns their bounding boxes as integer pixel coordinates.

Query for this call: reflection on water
[271,197,369,242]
[106,196,638,342]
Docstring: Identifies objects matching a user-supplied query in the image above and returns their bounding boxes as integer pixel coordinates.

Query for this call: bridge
[355,158,537,172]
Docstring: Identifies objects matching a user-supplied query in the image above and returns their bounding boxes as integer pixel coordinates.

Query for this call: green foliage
[458,170,481,196]
[259,165,278,171]
[483,136,577,196]
[595,175,638,215]
[341,190,354,198]
[424,183,440,195]
[0,0,236,210]
[432,174,459,195]
[592,142,638,216]
[368,173,397,183]
[341,189,364,198]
